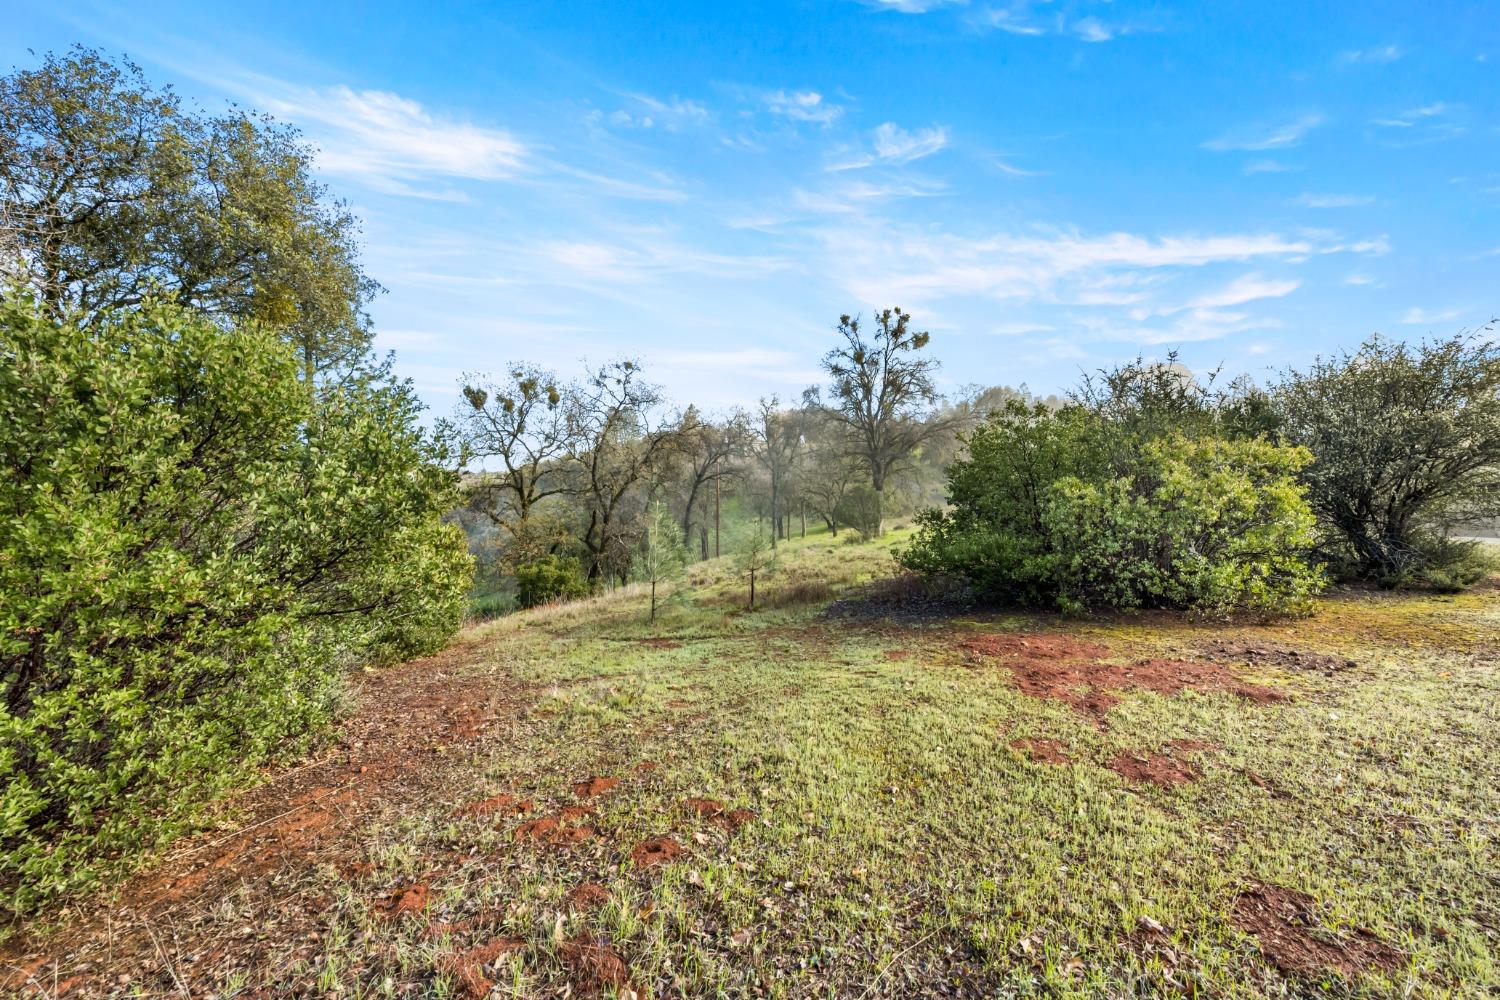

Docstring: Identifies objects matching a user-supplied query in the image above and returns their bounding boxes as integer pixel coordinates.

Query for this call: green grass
[88,527,1500,996]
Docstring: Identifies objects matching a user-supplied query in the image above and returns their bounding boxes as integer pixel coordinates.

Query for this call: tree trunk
[650,580,657,621]
[749,569,756,609]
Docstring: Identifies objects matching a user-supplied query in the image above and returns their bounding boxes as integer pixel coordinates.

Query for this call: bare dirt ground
[1,635,532,998]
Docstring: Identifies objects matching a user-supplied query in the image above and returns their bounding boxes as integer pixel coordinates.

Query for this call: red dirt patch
[572,775,619,798]
[452,793,530,818]
[375,882,430,919]
[1232,883,1405,979]
[515,812,594,846]
[1010,737,1073,764]
[1107,751,1198,787]
[716,808,758,832]
[885,648,913,660]
[631,837,684,868]
[559,933,631,993]
[567,883,611,911]
[682,797,726,817]
[634,761,660,773]
[558,805,595,822]
[966,633,1286,724]
[443,936,525,999]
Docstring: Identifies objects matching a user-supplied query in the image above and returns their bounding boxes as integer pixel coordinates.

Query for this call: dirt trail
[1,635,530,997]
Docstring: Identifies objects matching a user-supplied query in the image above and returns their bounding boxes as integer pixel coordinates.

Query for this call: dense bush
[1267,332,1500,587]
[901,402,1104,603]
[902,402,1322,616]
[1045,437,1322,616]
[0,298,471,912]
[834,483,884,541]
[514,555,590,607]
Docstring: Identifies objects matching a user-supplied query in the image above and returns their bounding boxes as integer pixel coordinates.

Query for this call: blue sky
[8,1,1498,415]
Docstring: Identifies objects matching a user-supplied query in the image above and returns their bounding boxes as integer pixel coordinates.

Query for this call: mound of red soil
[376,882,430,919]
[559,934,631,993]
[567,883,611,911]
[719,808,758,831]
[451,793,530,818]
[682,797,726,817]
[516,812,594,846]
[1232,883,1405,978]
[1198,640,1356,675]
[964,633,1111,661]
[443,936,525,999]
[631,837,684,867]
[1107,752,1197,787]
[1010,737,1073,764]
[572,775,619,798]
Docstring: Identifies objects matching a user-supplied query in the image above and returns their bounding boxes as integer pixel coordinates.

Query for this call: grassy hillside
[6,528,1498,998]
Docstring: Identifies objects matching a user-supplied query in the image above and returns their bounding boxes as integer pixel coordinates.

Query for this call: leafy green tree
[0,297,468,913]
[819,308,949,527]
[1268,331,1500,586]
[0,47,379,379]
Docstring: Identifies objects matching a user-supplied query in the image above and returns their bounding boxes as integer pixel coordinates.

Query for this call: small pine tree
[735,523,777,610]
[640,502,689,621]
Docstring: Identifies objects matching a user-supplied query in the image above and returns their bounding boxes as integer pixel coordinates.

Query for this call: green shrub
[515,555,589,607]
[1045,436,1323,616]
[834,483,884,541]
[901,402,1104,603]
[0,298,470,913]
[902,403,1322,616]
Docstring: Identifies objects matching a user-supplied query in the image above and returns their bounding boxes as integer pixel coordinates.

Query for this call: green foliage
[0,47,378,377]
[637,502,690,621]
[1045,436,1323,617]
[901,402,1104,603]
[514,555,590,608]
[902,402,1322,616]
[834,483,884,542]
[0,297,469,913]
[734,524,778,609]
[1269,331,1500,587]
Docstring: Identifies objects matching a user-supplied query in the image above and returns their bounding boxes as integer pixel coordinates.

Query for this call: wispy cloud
[1176,273,1301,311]
[255,85,526,187]
[1401,306,1462,325]
[858,0,966,10]
[1291,192,1375,208]
[762,89,843,125]
[972,2,1153,41]
[1371,102,1466,145]
[1203,114,1324,151]
[1337,44,1403,66]
[1244,159,1297,175]
[1073,17,1114,42]
[599,93,710,130]
[830,122,950,170]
